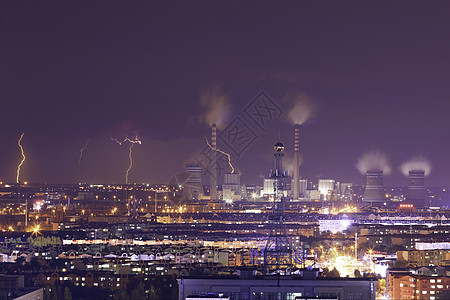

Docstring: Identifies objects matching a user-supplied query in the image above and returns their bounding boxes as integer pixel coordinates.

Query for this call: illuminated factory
[176,142,377,300]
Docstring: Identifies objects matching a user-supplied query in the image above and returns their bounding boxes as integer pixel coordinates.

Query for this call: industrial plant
[1,1,450,300]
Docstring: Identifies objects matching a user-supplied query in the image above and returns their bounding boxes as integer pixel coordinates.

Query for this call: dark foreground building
[177,269,376,300]
[0,274,43,300]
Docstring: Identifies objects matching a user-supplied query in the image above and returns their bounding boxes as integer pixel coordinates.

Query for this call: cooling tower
[293,124,300,200]
[363,171,385,205]
[407,170,426,208]
[185,165,202,200]
[210,124,217,201]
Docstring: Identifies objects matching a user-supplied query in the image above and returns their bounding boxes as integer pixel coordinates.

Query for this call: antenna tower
[263,142,293,274]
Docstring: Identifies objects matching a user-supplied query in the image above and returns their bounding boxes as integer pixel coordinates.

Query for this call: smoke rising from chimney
[199,84,231,127]
[285,92,316,125]
[400,156,431,176]
[356,150,391,175]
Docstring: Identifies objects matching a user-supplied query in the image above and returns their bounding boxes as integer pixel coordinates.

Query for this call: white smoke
[356,150,391,175]
[400,156,431,176]
[285,92,316,125]
[199,84,231,127]
[283,154,304,176]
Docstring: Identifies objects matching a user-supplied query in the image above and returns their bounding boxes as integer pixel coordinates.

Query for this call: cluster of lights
[161,205,186,214]
[313,245,383,278]
[1,226,15,232]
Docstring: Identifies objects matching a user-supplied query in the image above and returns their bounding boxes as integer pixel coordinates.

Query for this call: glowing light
[32,224,40,236]
[16,133,26,184]
[77,138,90,169]
[374,263,389,277]
[205,137,234,173]
[34,201,42,211]
[111,136,142,184]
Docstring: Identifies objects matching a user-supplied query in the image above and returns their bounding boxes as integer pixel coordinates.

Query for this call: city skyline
[1,1,450,186]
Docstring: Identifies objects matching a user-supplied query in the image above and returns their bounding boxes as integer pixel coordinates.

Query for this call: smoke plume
[283,154,304,176]
[285,92,316,125]
[199,84,231,127]
[356,150,391,175]
[400,156,431,176]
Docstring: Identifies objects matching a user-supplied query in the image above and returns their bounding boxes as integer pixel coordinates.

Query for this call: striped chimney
[293,124,300,200]
[210,124,217,201]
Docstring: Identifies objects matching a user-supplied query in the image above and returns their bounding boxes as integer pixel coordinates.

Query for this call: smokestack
[210,124,217,201]
[363,171,385,205]
[25,199,28,226]
[293,124,300,200]
[407,170,426,208]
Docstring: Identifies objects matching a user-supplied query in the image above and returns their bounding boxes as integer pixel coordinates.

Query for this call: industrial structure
[363,171,385,205]
[407,170,427,208]
[263,142,293,274]
[210,123,217,201]
[184,165,203,200]
[292,124,300,200]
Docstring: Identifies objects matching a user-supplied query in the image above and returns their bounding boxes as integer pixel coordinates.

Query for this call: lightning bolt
[126,143,135,184]
[77,138,90,170]
[110,136,142,146]
[16,133,26,184]
[111,135,142,184]
[205,137,234,174]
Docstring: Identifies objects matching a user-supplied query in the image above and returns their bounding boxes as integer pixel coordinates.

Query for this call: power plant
[363,171,385,205]
[407,170,426,208]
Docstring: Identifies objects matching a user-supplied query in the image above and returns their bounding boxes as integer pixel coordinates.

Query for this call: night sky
[1,1,450,186]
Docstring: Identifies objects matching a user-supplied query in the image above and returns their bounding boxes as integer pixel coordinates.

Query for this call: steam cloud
[356,150,391,175]
[283,154,304,176]
[285,92,316,125]
[400,156,431,176]
[199,84,231,126]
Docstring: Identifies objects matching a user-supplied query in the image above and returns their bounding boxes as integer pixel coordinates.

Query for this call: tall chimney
[293,124,300,200]
[363,171,385,205]
[407,170,426,208]
[25,199,28,226]
[210,124,217,201]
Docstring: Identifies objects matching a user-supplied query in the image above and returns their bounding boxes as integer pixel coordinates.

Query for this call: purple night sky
[1,1,450,186]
